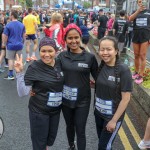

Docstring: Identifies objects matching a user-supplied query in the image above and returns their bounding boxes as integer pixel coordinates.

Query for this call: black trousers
[94,112,123,150]
[29,110,60,150]
[97,27,106,39]
[62,105,90,150]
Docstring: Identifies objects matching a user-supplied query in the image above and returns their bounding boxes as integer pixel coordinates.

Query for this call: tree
[18,0,26,8]
[26,0,33,8]
[83,2,91,9]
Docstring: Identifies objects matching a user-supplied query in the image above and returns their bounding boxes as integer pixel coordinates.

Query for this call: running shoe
[30,56,37,61]
[138,140,150,149]
[132,72,139,79]
[68,145,76,150]
[0,68,5,73]
[26,57,31,62]
[4,75,15,80]
[134,76,143,84]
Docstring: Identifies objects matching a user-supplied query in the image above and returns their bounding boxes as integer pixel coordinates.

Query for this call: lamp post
[72,0,75,11]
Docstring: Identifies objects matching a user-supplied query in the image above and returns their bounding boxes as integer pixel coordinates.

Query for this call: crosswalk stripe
[124,113,141,144]
[118,126,133,150]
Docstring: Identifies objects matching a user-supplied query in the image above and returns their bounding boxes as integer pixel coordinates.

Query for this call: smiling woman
[0,117,4,139]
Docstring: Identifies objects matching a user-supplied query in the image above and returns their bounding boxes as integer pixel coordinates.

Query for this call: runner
[43,12,65,51]
[129,0,150,84]
[2,10,25,80]
[58,23,98,150]
[94,36,132,150]
[23,8,38,62]
[138,118,150,149]
[14,37,64,150]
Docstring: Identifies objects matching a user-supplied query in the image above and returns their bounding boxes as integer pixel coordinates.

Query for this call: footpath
[89,32,150,127]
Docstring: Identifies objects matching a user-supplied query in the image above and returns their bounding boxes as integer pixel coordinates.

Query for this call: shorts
[6,50,22,60]
[132,29,150,43]
[26,34,37,41]
[82,36,89,44]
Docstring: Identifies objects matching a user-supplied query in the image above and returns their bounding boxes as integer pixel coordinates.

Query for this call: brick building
[4,0,18,10]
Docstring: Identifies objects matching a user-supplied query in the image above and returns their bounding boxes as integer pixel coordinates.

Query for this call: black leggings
[29,110,60,150]
[94,112,123,150]
[62,105,90,150]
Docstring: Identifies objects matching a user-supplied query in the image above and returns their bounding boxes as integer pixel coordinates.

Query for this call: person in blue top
[79,20,93,52]
[2,10,25,80]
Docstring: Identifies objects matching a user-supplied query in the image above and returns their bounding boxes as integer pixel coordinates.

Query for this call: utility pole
[92,0,94,9]
[72,0,75,11]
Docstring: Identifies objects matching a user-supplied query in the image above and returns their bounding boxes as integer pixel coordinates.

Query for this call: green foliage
[18,0,26,5]
[83,2,91,9]
[26,0,33,8]
[130,67,150,89]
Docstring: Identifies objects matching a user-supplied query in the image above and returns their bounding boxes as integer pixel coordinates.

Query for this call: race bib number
[136,18,147,27]
[47,92,62,107]
[63,85,78,101]
[95,97,113,115]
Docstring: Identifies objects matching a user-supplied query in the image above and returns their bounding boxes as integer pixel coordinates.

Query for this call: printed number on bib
[95,97,113,115]
[136,18,147,27]
[63,85,78,101]
[47,92,62,107]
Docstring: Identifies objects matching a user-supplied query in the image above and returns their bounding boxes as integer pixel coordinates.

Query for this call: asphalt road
[0,35,147,150]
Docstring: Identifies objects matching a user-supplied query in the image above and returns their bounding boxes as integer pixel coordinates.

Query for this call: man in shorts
[23,8,38,62]
[2,10,25,80]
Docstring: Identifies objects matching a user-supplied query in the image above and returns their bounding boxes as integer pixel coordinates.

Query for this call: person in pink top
[107,14,115,36]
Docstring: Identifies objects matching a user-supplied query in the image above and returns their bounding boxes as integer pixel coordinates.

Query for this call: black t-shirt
[98,15,108,28]
[0,23,4,45]
[95,63,132,121]
[133,9,150,30]
[58,49,98,108]
[113,18,128,42]
[24,59,64,115]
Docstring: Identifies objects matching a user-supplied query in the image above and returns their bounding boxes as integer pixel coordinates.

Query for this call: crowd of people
[0,0,150,149]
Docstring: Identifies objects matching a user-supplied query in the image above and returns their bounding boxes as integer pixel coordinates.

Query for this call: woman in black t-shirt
[129,0,150,84]
[58,23,98,150]
[14,37,64,150]
[94,36,132,150]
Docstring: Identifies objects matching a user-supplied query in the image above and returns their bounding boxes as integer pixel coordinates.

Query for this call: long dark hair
[97,36,120,103]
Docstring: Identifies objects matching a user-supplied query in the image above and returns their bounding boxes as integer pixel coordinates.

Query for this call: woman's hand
[137,4,146,12]
[30,90,35,96]
[106,119,117,132]
[14,54,24,73]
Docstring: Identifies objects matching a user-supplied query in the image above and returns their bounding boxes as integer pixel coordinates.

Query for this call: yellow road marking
[124,113,141,144]
[118,126,133,150]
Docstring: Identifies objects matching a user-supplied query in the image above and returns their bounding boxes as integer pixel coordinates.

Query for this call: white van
[0,0,4,10]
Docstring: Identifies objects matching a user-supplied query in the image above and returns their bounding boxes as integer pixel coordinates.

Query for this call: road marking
[124,113,141,144]
[118,126,133,150]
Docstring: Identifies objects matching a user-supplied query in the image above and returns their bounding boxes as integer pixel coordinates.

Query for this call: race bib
[136,18,147,26]
[63,85,78,101]
[47,92,62,107]
[95,97,113,115]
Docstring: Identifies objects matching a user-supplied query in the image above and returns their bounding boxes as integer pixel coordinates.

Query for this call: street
[0,35,148,150]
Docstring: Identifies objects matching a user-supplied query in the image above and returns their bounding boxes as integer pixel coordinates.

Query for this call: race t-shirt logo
[78,63,89,68]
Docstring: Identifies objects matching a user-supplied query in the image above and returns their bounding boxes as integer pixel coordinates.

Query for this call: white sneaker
[138,140,150,149]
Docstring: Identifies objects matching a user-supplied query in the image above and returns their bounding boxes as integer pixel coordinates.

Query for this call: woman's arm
[106,92,131,132]
[129,5,146,21]
[16,72,31,97]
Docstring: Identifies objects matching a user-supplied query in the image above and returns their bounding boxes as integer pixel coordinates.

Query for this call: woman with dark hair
[14,37,64,150]
[94,36,132,150]
[129,0,150,84]
[58,23,98,150]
